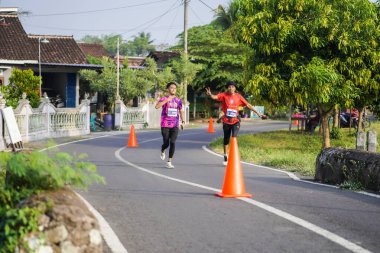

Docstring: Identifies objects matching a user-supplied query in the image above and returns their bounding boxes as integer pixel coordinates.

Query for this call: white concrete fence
[0,93,91,150]
[114,99,189,130]
[0,93,190,151]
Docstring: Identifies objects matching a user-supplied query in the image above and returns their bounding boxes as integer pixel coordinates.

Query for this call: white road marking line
[40,134,118,152]
[203,145,380,196]
[33,131,197,253]
[202,145,301,181]
[116,146,373,253]
[239,198,372,253]
[36,130,378,253]
[74,192,128,253]
[115,147,219,192]
[38,133,129,253]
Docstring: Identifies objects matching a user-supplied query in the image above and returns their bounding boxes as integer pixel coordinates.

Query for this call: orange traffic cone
[127,124,138,147]
[216,137,252,198]
[293,120,299,126]
[208,117,215,133]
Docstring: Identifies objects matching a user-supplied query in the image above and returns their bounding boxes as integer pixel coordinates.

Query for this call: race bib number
[226,109,237,117]
[168,108,178,117]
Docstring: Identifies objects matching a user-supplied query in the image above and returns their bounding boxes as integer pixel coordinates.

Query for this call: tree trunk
[193,95,196,119]
[357,107,364,132]
[333,106,339,128]
[289,104,293,131]
[321,114,331,148]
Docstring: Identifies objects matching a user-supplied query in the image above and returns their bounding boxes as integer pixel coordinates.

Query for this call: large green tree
[81,32,156,56]
[173,24,248,92]
[333,0,380,131]
[3,69,40,108]
[80,57,174,111]
[169,53,202,101]
[232,0,379,148]
[126,32,156,57]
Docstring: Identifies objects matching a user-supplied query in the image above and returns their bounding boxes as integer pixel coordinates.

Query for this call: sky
[0,0,231,47]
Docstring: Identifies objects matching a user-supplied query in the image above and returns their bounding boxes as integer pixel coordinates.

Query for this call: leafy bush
[330,127,343,140]
[0,149,105,252]
[0,197,41,253]
[5,150,105,191]
[2,69,40,108]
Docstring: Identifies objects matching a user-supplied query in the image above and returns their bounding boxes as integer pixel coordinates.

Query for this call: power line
[121,0,181,36]
[163,2,180,44]
[25,23,201,33]
[198,0,217,12]
[189,4,204,24]
[22,0,182,35]
[27,0,172,17]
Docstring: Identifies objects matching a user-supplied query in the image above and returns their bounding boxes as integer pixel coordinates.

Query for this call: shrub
[5,150,105,191]
[3,69,40,108]
[0,149,105,252]
[330,127,343,140]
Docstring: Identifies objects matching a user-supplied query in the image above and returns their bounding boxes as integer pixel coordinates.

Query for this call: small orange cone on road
[127,124,138,147]
[216,137,252,198]
[208,117,215,133]
[293,120,299,126]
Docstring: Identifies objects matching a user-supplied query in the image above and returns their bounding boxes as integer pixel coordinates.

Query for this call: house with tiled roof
[0,7,101,107]
[78,42,146,70]
[78,43,110,59]
[146,51,180,68]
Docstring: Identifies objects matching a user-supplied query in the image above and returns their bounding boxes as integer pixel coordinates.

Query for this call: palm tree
[211,2,240,30]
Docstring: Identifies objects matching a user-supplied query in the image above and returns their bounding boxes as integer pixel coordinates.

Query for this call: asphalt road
[58,120,380,253]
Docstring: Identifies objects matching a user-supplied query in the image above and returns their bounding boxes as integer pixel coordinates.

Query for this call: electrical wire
[27,0,172,17]
[198,0,217,12]
[163,0,180,44]
[189,4,204,24]
[21,0,181,34]
[120,0,181,35]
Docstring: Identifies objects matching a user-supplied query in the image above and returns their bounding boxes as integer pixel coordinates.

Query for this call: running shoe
[223,155,228,165]
[166,161,175,169]
[160,151,165,160]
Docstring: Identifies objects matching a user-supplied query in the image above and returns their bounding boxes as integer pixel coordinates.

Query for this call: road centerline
[115,141,372,253]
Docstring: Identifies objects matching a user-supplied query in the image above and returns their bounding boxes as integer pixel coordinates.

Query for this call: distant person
[155,82,185,169]
[206,81,267,165]
[306,110,320,134]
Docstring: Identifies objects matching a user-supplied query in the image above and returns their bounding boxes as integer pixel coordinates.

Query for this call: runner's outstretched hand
[205,87,212,96]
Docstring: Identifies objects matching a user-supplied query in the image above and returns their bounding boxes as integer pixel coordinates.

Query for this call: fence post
[0,93,6,151]
[19,93,30,139]
[39,94,51,136]
[356,131,366,151]
[114,99,122,129]
[144,101,150,126]
[82,93,90,132]
[367,131,377,152]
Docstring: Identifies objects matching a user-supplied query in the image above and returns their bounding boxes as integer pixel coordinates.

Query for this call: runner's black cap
[166,81,178,89]
[226,81,237,88]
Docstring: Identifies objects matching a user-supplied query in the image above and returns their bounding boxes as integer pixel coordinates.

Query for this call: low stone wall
[19,188,102,253]
[315,148,380,191]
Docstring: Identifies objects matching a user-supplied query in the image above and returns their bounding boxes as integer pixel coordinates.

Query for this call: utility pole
[184,0,188,55]
[183,0,188,123]
[116,37,120,100]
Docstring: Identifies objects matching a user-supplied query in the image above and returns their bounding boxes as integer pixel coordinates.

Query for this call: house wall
[0,67,12,86]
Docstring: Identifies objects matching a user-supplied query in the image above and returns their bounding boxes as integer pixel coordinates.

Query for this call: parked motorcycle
[50,95,65,108]
[340,112,371,129]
